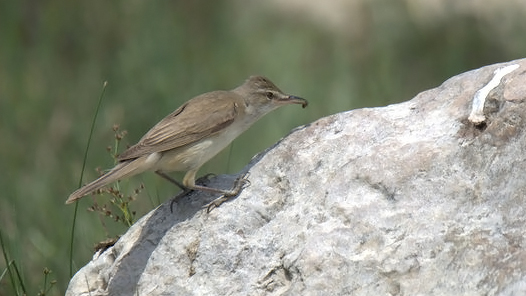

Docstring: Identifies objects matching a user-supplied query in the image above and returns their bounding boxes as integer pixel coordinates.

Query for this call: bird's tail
[66,158,147,204]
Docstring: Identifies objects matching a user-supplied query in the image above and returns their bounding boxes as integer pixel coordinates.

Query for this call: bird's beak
[277,95,308,108]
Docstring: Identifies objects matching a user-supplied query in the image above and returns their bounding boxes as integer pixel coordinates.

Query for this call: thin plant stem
[68,81,108,277]
[0,230,27,295]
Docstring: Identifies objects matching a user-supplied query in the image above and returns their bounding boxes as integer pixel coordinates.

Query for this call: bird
[66,75,308,206]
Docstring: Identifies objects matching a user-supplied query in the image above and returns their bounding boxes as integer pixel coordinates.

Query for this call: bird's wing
[118,91,240,161]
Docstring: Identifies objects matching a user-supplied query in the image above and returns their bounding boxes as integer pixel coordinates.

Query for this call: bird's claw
[231,172,250,193]
[196,173,217,185]
[205,195,229,213]
[203,172,251,213]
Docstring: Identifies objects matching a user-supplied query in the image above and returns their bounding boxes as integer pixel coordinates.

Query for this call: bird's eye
[266,92,273,99]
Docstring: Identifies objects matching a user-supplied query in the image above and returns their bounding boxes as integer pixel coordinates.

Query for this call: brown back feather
[118,91,240,161]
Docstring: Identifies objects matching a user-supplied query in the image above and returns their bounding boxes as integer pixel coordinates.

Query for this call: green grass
[68,80,107,278]
[1,1,526,294]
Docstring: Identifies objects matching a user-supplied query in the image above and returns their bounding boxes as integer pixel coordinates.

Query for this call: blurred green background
[1,0,525,294]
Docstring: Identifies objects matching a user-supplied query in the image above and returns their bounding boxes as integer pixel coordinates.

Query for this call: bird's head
[234,76,308,116]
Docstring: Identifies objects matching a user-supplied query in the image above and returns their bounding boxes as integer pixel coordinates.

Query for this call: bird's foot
[195,173,217,185]
[170,188,194,213]
[204,172,251,213]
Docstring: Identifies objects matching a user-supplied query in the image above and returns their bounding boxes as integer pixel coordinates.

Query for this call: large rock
[66,59,526,295]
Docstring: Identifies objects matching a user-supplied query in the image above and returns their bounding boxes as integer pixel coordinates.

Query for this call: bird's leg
[155,171,196,213]
[188,172,250,196]
[203,172,251,213]
[169,187,194,213]
[162,170,251,213]
[155,170,187,191]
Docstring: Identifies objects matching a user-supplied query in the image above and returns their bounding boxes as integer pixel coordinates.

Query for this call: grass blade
[68,81,108,277]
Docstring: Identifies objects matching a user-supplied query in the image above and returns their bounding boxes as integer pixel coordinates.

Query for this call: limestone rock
[66,58,526,295]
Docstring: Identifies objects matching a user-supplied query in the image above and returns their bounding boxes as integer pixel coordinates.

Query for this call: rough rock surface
[67,59,526,296]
